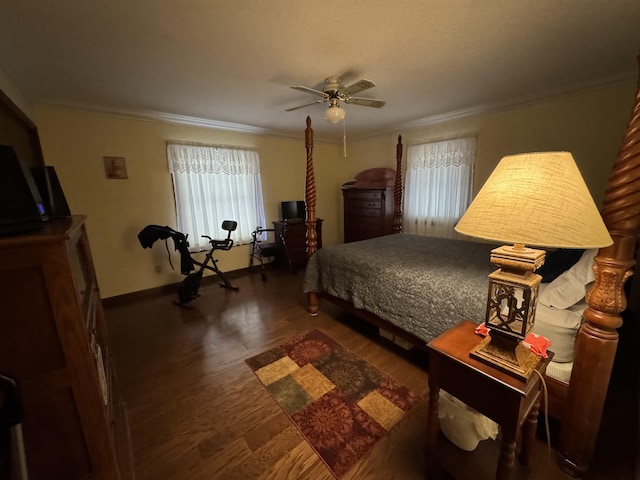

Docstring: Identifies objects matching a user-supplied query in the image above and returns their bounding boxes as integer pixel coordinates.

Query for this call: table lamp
[454,152,613,380]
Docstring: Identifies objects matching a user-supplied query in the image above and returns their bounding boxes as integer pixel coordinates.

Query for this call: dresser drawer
[342,186,394,243]
[348,216,384,229]
[344,190,385,201]
[346,207,383,218]
[346,198,382,209]
[344,225,386,243]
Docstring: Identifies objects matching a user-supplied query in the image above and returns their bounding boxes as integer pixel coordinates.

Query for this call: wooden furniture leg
[425,375,440,475]
[519,398,540,466]
[308,292,318,316]
[497,425,517,480]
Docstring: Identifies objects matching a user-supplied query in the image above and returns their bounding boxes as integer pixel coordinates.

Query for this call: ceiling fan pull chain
[343,118,348,157]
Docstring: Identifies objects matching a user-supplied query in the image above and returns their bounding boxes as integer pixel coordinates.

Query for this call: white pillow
[538,249,597,310]
[532,284,586,362]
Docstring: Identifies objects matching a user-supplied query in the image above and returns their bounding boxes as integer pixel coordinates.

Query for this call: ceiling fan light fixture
[325,104,346,124]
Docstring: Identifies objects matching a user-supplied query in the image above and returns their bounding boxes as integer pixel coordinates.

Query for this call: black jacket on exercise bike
[137,224,195,274]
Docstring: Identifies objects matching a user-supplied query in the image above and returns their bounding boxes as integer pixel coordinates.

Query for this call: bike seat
[202,220,238,251]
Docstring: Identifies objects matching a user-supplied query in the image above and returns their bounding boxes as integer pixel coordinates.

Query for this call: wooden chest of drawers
[342,187,395,243]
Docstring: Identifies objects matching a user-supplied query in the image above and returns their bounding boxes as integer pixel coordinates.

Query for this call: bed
[303,234,592,355]
[300,54,640,478]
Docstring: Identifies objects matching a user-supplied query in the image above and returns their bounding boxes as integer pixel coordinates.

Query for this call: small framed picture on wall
[104,156,128,179]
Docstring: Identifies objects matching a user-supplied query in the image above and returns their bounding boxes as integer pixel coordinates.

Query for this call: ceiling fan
[285,75,386,124]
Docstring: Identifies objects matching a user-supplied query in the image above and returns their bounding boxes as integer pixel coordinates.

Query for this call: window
[404,136,475,238]
[167,143,267,250]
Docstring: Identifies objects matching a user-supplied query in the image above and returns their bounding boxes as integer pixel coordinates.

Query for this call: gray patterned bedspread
[303,233,497,343]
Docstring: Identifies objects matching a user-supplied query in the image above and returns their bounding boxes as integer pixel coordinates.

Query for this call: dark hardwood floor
[105,267,637,480]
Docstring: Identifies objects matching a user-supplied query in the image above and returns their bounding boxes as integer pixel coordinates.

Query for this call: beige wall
[23,78,638,299]
[34,106,345,298]
[0,64,33,120]
[348,80,636,207]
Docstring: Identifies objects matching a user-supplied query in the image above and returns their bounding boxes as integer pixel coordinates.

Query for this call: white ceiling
[1,1,639,142]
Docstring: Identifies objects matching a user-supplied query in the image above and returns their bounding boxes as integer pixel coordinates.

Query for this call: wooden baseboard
[102,268,247,308]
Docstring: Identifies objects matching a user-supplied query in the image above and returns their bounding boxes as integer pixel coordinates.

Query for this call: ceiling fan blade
[285,99,325,112]
[345,97,386,108]
[290,85,327,97]
[341,79,376,96]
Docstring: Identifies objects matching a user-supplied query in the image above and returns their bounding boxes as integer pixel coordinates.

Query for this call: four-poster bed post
[558,53,640,477]
[304,116,317,256]
[304,116,319,316]
[393,135,404,233]
[304,125,405,317]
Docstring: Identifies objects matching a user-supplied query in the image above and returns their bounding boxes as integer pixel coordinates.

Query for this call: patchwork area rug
[245,329,420,478]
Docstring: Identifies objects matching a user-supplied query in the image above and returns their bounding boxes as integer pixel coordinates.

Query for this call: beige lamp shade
[455,152,613,249]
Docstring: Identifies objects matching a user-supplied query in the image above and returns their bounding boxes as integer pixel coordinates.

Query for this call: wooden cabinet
[273,219,323,268]
[0,216,133,479]
[342,187,395,243]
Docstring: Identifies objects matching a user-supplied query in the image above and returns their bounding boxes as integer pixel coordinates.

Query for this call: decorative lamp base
[470,333,540,381]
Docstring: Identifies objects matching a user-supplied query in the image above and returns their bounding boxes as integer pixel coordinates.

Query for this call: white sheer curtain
[167,143,267,250]
[404,136,475,238]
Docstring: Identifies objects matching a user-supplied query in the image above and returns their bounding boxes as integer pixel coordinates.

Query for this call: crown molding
[41,101,272,135]
[40,72,636,143]
[397,72,636,132]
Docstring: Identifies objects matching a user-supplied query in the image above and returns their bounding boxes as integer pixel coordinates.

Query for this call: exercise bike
[138,221,239,305]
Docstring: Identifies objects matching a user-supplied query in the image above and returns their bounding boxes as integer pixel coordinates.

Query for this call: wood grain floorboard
[107,267,636,479]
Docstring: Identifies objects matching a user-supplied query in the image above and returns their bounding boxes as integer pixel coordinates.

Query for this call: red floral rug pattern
[245,330,419,478]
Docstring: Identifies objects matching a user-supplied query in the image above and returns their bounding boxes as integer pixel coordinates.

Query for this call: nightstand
[425,320,552,480]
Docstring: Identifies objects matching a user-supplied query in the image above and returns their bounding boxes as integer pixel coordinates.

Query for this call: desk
[425,321,552,480]
[273,219,322,268]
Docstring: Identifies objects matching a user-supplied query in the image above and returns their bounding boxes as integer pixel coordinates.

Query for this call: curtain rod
[166,140,256,151]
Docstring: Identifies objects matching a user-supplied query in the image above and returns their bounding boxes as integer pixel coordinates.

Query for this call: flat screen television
[281,200,305,222]
[0,144,49,234]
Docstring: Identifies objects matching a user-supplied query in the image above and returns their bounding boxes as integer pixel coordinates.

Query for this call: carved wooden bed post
[304,116,320,316]
[558,54,640,477]
[304,116,317,256]
[393,134,404,233]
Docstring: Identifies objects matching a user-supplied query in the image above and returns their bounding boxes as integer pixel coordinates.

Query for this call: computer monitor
[281,200,305,222]
[0,145,49,234]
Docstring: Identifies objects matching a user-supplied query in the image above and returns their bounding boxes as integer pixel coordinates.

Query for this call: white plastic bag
[438,390,499,451]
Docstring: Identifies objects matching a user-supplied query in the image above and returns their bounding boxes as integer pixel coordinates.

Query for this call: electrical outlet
[154,265,162,273]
